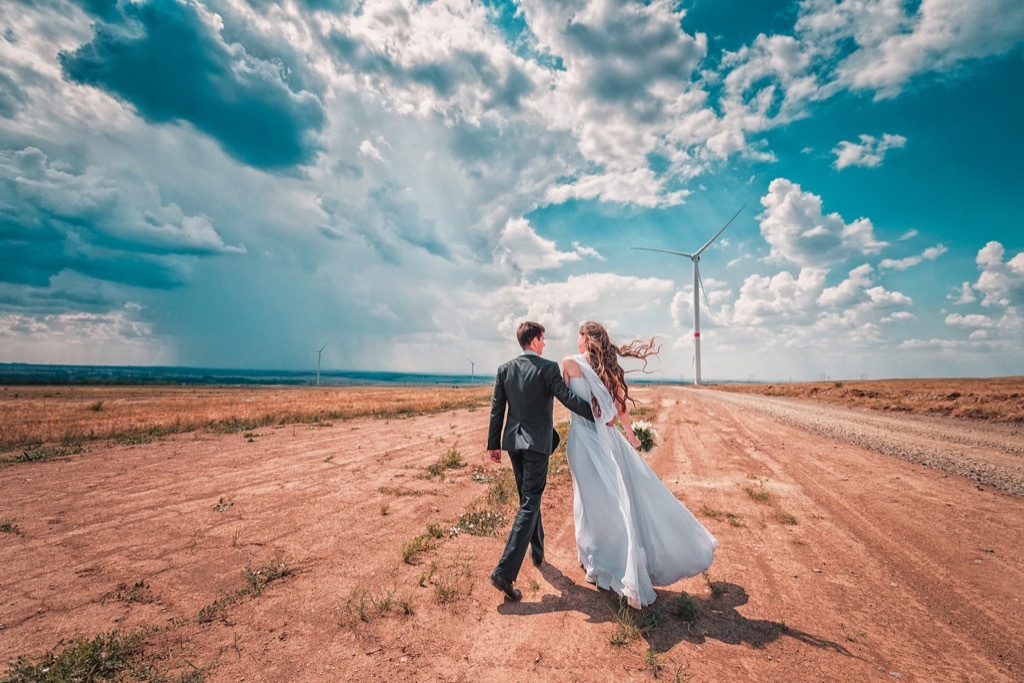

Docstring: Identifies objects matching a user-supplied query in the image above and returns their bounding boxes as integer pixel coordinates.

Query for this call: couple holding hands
[487,321,718,608]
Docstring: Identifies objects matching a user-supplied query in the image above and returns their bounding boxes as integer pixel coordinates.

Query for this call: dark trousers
[492,449,548,583]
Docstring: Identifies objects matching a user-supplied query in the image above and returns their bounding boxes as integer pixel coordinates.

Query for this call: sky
[1,0,1023,382]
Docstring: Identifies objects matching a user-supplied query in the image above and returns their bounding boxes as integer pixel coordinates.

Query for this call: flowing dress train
[566,355,718,608]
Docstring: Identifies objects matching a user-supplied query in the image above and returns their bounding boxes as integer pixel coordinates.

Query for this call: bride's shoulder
[561,355,581,376]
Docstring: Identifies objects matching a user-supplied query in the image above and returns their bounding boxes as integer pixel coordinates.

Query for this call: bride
[562,321,718,609]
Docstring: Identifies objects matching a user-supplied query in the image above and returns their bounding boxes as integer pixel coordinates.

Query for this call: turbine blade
[631,247,695,258]
[695,204,746,256]
[697,267,713,317]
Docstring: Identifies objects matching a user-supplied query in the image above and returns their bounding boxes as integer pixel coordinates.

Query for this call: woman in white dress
[562,321,718,609]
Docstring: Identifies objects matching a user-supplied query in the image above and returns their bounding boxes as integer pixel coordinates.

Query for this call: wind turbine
[316,341,329,386]
[467,358,475,384]
[633,205,745,385]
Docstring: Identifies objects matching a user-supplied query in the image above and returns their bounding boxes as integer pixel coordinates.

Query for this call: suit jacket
[488,352,594,455]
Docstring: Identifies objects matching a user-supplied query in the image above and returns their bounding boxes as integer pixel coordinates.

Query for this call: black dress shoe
[531,553,544,567]
[490,576,522,601]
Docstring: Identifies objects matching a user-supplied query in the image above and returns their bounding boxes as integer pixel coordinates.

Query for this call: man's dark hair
[516,321,545,348]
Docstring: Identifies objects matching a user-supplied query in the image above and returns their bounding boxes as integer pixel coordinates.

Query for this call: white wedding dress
[566,354,718,608]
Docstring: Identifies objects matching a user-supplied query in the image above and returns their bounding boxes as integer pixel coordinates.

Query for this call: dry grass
[0,385,491,455]
[713,376,1024,423]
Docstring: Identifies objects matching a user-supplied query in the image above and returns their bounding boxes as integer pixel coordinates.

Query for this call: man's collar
[520,350,539,357]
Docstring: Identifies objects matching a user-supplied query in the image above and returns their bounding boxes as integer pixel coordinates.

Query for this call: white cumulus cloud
[973,241,1024,307]
[945,313,997,329]
[482,271,676,342]
[796,0,1024,99]
[496,218,599,273]
[879,244,947,271]
[948,281,977,304]
[832,133,907,170]
[759,178,889,267]
[727,267,828,326]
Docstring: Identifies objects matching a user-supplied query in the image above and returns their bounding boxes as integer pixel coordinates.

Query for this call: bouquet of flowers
[631,420,658,453]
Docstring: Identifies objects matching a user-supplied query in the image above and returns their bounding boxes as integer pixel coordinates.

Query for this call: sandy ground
[1,385,1022,682]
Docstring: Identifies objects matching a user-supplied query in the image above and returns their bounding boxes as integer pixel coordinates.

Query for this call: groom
[487,321,594,601]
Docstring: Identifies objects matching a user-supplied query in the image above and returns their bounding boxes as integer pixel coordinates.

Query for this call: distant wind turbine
[632,205,745,385]
[467,358,475,384]
[316,341,329,386]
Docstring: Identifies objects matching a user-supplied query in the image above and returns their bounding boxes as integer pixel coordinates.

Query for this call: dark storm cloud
[0,279,112,314]
[59,0,324,170]
[328,29,534,110]
[76,0,121,21]
[0,146,239,292]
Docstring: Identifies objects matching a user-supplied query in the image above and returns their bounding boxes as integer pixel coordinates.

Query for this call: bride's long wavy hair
[579,321,659,413]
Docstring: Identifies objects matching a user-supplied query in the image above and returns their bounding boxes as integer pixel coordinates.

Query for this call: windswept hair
[579,321,659,413]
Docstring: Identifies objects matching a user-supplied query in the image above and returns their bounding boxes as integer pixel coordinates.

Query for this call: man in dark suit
[487,321,594,601]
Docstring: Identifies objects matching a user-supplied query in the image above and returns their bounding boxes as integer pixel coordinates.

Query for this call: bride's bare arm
[562,356,581,385]
[616,395,642,449]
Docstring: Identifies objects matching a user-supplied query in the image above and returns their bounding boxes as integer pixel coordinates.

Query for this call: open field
[714,376,1024,423]
[0,385,492,456]
[1,381,1022,681]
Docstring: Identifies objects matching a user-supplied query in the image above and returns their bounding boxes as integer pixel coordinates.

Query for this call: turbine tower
[316,341,329,386]
[467,358,475,384]
[633,206,744,385]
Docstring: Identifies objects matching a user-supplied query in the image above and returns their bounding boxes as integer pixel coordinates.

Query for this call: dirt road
[1,385,1021,681]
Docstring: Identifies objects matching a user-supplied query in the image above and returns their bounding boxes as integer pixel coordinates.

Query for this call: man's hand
[488,449,502,463]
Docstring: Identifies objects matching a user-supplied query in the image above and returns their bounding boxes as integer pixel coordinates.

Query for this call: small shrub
[744,485,771,504]
[0,518,22,536]
[426,447,466,479]
[629,405,656,420]
[673,592,698,622]
[609,598,663,647]
[103,579,155,605]
[339,591,370,626]
[469,466,496,483]
[377,485,424,497]
[213,497,234,512]
[4,630,146,681]
[776,512,798,525]
[486,470,518,508]
[703,571,728,598]
[644,648,664,677]
[455,509,505,537]
[7,444,84,463]
[432,564,472,605]
[698,505,722,519]
[197,561,291,623]
[402,534,433,564]
[89,401,104,412]
[242,561,291,597]
[112,433,155,446]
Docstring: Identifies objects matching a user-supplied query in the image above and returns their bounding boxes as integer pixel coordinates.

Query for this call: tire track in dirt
[687,387,1024,681]
[709,390,1024,494]
[647,390,870,681]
